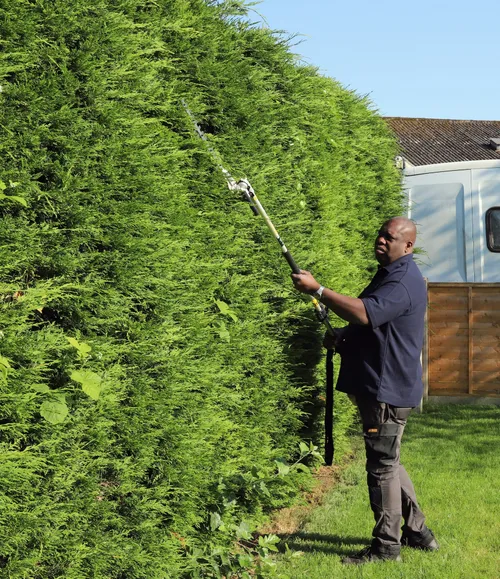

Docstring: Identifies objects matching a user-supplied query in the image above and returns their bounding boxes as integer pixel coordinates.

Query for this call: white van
[404,159,500,282]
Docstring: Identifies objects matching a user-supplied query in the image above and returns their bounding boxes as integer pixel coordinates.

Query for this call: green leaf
[311,449,323,461]
[259,481,271,497]
[250,466,261,479]
[258,534,280,552]
[30,384,51,393]
[67,337,81,349]
[295,463,310,473]
[0,355,11,381]
[215,300,238,322]
[275,458,290,477]
[238,554,253,569]
[215,299,230,314]
[40,399,69,424]
[70,370,102,400]
[0,192,27,207]
[299,442,309,456]
[217,321,230,342]
[66,337,92,359]
[8,195,27,207]
[209,511,222,531]
[235,520,253,540]
[0,355,11,369]
[222,493,237,508]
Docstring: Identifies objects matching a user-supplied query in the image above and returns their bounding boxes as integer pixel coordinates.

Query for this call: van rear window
[486,208,500,252]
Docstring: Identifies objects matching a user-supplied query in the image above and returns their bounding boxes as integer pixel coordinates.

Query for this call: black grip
[283,251,301,274]
[241,189,259,215]
[325,349,334,465]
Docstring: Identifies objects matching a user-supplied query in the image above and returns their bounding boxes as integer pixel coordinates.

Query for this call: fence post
[418,277,429,412]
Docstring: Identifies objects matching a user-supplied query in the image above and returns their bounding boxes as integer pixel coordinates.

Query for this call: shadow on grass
[415,404,499,426]
[405,405,500,450]
[401,404,500,476]
[276,532,368,556]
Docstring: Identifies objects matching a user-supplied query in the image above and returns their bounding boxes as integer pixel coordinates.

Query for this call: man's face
[374,221,409,265]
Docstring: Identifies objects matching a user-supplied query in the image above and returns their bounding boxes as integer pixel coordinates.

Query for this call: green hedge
[0,0,402,576]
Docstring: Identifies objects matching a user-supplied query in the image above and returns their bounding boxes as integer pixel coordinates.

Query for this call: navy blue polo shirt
[335,254,427,407]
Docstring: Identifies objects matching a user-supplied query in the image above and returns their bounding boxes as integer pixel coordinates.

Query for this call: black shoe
[341,546,401,565]
[401,527,439,551]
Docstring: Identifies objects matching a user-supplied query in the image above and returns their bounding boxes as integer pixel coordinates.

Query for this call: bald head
[386,217,417,244]
[375,217,417,265]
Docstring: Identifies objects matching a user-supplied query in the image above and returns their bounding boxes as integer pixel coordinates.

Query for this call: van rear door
[406,170,473,282]
[471,167,500,282]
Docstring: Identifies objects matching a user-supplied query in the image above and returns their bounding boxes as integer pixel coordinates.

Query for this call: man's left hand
[291,270,321,294]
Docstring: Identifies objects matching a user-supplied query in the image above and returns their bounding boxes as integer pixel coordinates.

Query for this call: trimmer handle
[240,188,259,215]
[284,252,301,274]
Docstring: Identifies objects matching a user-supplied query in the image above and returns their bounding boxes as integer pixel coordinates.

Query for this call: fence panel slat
[427,283,500,398]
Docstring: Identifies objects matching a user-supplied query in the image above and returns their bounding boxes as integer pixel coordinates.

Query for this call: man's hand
[291,270,321,295]
[292,270,369,326]
[323,331,338,350]
[323,329,345,351]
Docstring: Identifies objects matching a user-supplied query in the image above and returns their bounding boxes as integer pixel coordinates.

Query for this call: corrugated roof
[384,117,500,166]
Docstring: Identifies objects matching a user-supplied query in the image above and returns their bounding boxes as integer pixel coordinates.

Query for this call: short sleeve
[361,280,411,329]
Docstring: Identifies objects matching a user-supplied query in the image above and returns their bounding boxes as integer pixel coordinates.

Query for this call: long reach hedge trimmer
[182,101,336,465]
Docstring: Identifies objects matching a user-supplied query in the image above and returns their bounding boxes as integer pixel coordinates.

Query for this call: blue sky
[250,0,500,120]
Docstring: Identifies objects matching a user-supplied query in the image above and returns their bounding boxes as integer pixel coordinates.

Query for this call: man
[291,217,439,565]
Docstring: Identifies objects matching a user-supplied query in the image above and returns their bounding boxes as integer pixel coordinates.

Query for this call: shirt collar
[378,253,413,273]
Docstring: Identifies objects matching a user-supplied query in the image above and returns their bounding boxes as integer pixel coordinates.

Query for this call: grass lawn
[273,404,500,578]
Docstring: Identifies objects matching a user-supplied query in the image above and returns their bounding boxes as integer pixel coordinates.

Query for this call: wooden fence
[425,283,500,399]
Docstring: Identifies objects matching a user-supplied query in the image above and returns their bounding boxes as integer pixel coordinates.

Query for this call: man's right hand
[323,329,343,351]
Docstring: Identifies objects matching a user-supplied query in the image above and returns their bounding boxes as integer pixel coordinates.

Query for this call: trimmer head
[233,179,258,215]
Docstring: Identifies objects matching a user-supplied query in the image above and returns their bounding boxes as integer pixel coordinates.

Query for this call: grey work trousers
[356,396,427,552]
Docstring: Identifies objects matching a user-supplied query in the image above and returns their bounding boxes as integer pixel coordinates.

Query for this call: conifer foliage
[0,0,402,576]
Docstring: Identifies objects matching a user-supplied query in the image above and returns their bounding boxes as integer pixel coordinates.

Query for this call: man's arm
[320,287,369,325]
[291,270,369,326]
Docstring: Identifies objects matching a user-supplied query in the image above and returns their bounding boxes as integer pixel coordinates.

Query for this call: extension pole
[182,101,336,464]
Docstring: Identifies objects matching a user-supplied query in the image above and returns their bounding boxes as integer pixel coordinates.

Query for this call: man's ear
[405,240,414,252]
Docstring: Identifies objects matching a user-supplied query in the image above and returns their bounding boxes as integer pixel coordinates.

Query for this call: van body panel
[472,169,500,281]
[404,161,500,282]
